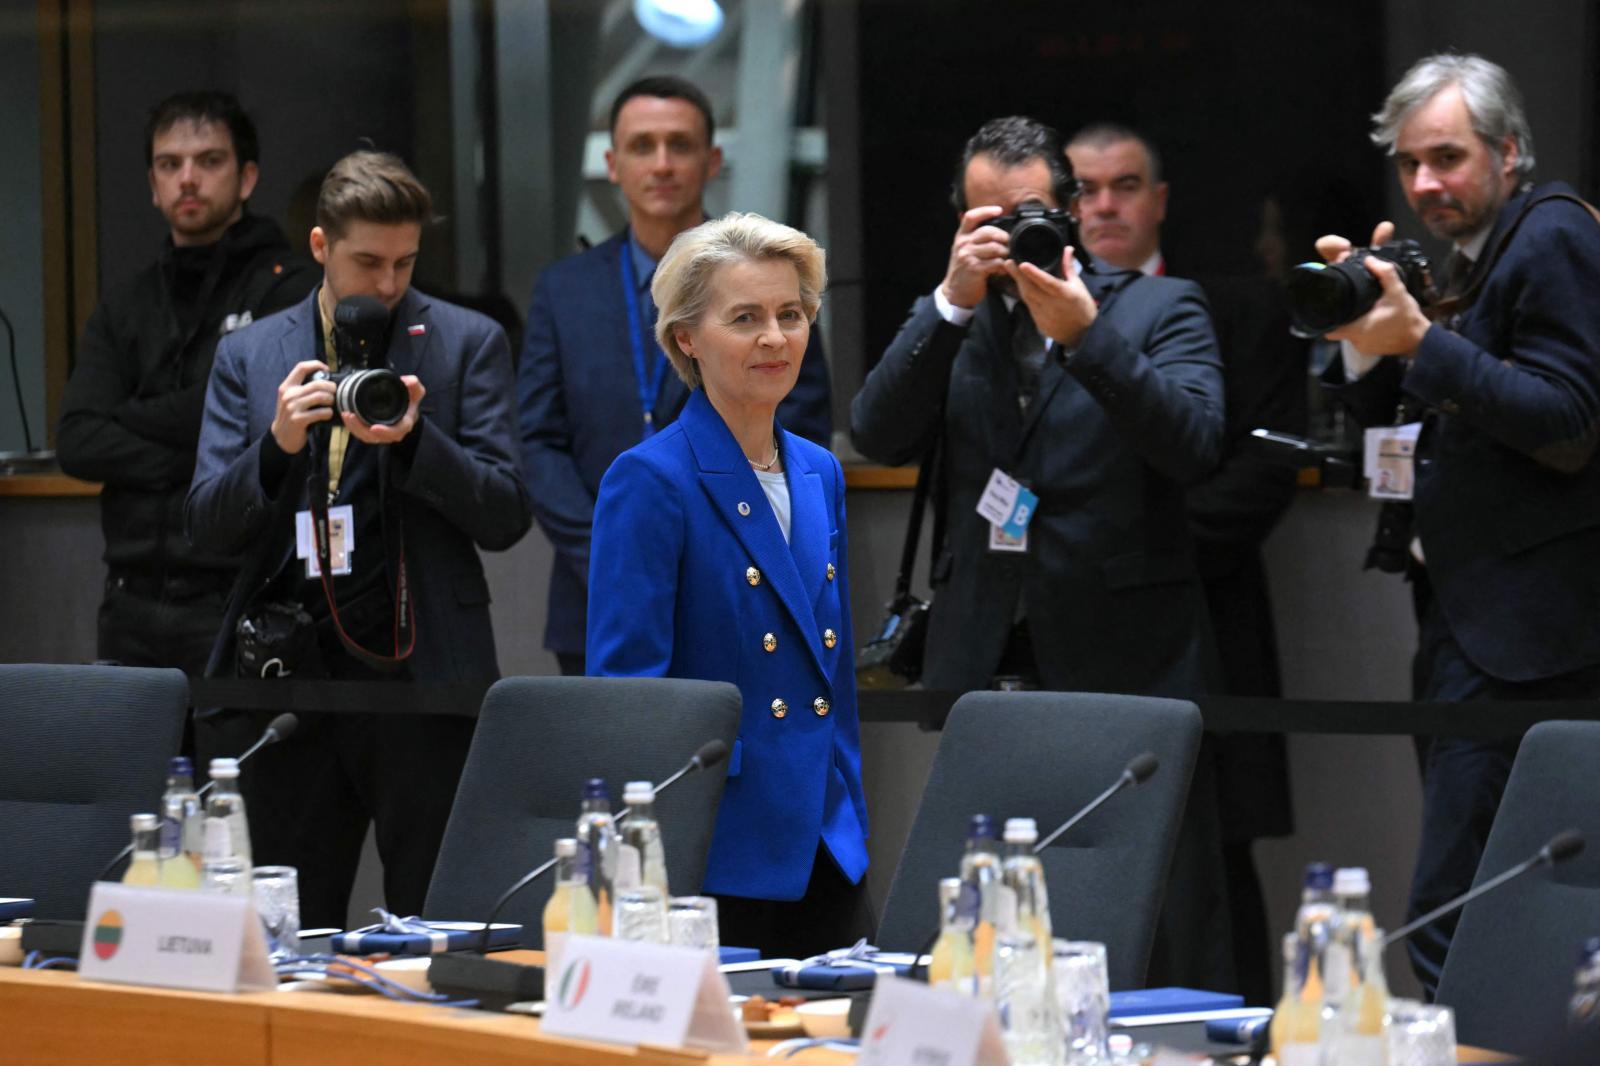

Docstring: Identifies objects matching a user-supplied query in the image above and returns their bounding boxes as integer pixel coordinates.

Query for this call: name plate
[78,883,275,993]
[858,974,1007,1066]
[540,935,745,1054]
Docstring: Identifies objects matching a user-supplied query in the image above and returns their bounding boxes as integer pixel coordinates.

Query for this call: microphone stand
[432,741,728,1010]
[1382,830,1585,949]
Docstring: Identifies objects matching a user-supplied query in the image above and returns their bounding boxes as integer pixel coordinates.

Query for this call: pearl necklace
[747,435,780,472]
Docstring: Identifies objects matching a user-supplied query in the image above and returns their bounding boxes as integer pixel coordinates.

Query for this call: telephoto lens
[335,369,409,427]
[1286,239,1433,337]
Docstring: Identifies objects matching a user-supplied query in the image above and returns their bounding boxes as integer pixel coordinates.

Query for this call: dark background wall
[851,0,1387,365]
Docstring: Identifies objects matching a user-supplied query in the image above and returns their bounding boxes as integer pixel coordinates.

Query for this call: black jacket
[57,213,317,577]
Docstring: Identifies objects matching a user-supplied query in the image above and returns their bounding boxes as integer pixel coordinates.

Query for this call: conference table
[1,965,1516,1064]
[0,966,849,1066]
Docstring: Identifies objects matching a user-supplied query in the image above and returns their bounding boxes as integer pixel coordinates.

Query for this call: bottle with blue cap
[575,778,618,935]
[1272,862,1335,1065]
[159,756,203,879]
[1570,936,1600,1028]
[958,813,1002,995]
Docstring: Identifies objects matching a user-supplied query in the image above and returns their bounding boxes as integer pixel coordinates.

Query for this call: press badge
[977,469,1038,553]
[295,506,354,577]
[1364,423,1422,500]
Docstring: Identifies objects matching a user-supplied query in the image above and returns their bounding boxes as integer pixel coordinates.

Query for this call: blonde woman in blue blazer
[587,213,869,957]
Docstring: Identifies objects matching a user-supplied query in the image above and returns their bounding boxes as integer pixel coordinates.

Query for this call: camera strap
[1429,190,1600,321]
[305,441,415,672]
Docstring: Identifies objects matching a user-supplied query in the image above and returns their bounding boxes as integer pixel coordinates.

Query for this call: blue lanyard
[619,246,668,438]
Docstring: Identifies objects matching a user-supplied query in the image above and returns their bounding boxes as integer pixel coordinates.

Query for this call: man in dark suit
[1068,123,1307,1004]
[852,115,1224,698]
[853,115,1227,988]
[517,75,833,676]
[1319,53,1600,995]
[187,151,532,927]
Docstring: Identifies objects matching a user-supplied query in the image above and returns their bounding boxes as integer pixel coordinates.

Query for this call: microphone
[95,713,300,883]
[1382,829,1584,949]
[1033,752,1159,854]
[471,738,731,953]
[196,713,298,802]
[332,295,391,367]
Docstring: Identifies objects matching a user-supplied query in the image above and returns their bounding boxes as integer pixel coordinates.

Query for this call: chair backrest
[874,690,1201,990]
[1436,720,1600,1056]
[0,664,188,919]
[423,676,741,945]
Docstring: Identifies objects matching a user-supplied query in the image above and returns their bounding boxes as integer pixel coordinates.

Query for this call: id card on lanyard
[619,245,669,439]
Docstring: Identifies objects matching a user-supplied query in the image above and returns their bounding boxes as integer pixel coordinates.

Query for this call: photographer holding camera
[1316,54,1600,996]
[186,150,532,927]
[852,116,1224,698]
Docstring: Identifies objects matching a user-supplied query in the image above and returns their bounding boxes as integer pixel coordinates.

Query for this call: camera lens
[1285,259,1382,336]
[1008,219,1066,274]
[337,369,409,426]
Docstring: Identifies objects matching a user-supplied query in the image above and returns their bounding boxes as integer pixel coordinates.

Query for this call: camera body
[992,200,1076,275]
[311,367,409,427]
[1286,239,1434,336]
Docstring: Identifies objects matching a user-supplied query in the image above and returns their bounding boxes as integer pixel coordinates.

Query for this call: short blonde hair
[651,212,826,389]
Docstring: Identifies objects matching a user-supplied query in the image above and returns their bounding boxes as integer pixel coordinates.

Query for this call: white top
[754,468,791,543]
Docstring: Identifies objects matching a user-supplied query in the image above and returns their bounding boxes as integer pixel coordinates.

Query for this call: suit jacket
[186,287,533,682]
[586,389,866,901]
[852,271,1225,695]
[518,231,835,656]
[1327,182,1600,682]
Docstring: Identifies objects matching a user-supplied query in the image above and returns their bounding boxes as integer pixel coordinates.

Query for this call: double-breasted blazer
[586,389,867,901]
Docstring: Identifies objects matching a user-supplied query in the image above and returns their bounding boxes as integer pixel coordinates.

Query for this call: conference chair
[874,690,1202,990]
[0,663,188,919]
[1435,720,1600,1057]
[422,675,741,946]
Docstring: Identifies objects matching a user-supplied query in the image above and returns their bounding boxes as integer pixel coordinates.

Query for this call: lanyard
[619,245,668,438]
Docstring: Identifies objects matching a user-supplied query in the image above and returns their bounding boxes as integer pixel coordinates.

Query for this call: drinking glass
[1052,939,1110,1064]
[251,865,301,962]
[667,895,720,951]
[1385,999,1456,1066]
[613,885,668,943]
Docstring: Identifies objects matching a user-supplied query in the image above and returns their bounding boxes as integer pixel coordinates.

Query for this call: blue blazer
[186,287,533,682]
[586,389,867,901]
[1327,183,1600,682]
[517,231,834,656]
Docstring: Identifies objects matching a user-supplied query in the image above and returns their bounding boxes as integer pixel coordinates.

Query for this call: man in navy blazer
[517,76,832,675]
[1319,54,1600,994]
[187,151,531,926]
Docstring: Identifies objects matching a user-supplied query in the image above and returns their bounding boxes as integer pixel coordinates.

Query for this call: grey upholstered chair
[1436,720,1600,1057]
[0,663,188,918]
[422,675,741,947]
[874,690,1202,990]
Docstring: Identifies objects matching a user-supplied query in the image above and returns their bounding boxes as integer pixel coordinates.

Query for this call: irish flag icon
[92,910,124,960]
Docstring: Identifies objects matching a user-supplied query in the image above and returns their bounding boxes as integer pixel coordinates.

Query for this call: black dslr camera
[311,295,408,426]
[993,200,1076,275]
[1286,240,1434,337]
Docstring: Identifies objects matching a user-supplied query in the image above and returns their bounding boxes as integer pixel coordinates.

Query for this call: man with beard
[1319,53,1600,995]
[58,92,315,742]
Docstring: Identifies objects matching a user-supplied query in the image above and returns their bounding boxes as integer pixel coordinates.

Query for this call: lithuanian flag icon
[92,910,124,960]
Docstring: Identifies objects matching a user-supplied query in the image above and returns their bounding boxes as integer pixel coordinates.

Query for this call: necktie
[1010,303,1046,412]
[1444,251,1474,298]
